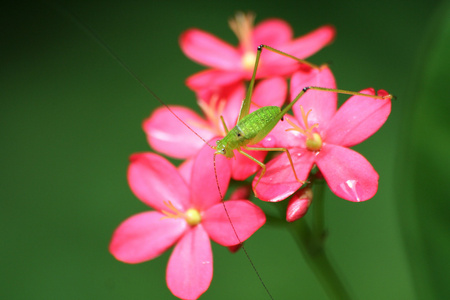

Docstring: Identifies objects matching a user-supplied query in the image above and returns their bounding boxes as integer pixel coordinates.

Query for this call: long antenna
[213,154,274,300]
[54,4,213,148]
[54,3,273,298]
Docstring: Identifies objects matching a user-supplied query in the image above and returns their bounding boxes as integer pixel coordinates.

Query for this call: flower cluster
[110,12,392,299]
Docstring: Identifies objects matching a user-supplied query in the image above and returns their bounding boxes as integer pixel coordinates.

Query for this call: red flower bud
[286,188,313,222]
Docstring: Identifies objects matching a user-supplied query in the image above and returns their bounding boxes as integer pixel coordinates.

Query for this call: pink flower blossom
[180,12,336,91]
[110,144,265,299]
[254,66,392,202]
[144,77,287,180]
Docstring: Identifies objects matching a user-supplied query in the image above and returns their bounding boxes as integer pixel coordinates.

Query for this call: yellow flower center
[286,105,323,151]
[184,208,202,226]
[305,133,323,151]
[241,51,257,71]
[161,201,202,226]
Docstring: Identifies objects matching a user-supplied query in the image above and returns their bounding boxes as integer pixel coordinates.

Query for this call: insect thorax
[215,106,281,158]
[237,106,281,144]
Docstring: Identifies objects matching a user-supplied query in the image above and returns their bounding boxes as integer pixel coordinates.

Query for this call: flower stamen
[285,117,306,135]
[195,97,227,136]
[285,105,322,151]
[229,12,257,71]
[161,201,202,226]
[161,200,185,220]
[229,11,255,52]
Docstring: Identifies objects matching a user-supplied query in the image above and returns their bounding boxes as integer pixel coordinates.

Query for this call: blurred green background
[2,0,449,299]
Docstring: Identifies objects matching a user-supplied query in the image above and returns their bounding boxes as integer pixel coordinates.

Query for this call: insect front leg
[239,146,306,194]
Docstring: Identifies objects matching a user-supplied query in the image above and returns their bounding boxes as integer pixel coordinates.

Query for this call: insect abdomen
[235,106,281,145]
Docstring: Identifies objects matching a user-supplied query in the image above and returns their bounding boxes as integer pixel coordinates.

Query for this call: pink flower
[180,12,336,91]
[144,77,287,180]
[254,66,392,202]
[109,144,265,299]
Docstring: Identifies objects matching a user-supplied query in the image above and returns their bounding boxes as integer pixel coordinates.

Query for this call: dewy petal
[110,211,187,264]
[290,66,337,129]
[190,141,231,211]
[324,88,392,147]
[281,25,336,59]
[202,200,265,246]
[252,77,287,108]
[166,225,212,300]
[186,69,244,91]
[254,148,316,202]
[143,106,215,159]
[180,29,241,70]
[251,19,293,48]
[128,153,190,212]
[315,144,379,202]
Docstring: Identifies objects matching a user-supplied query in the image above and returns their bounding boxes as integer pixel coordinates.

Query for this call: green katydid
[65,10,393,299]
[212,44,394,193]
[63,11,280,298]
[65,7,393,195]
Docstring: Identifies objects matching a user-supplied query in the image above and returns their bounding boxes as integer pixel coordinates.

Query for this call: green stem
[284,183,352,300]
[312,181,325,238]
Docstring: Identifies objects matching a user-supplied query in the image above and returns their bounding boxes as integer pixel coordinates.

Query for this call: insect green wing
[215,105,281,157]
[239,106,282,145]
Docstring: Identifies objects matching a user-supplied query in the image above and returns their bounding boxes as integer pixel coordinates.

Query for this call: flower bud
[228,243,243,253]
[229,185,252,200]
[314,169,324,179]
[286,188,313,222]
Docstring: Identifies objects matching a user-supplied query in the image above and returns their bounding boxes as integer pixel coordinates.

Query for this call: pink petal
[194,76,245,109]
[190,142,231,211]
[253,148,316,202]
[186,69,244,91]
[315,144,379,202]
[324,88,392,147]
[167,225,212,300]
[231,149,267,180]
[228,185,252,200]
[282,25,336,59]
[260,114,304,149]
[180,29,241,70]
[110,211,187,264]
[290,66,337,129]
[252,25,335,78]
[251,19,293,48]
[252,77,287,108]
[202,200,266,246]
[128,153,190,211]
[220,83,247,130]
[252,49,300,78]
[178,158,194,184]
[143,106,215,159]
